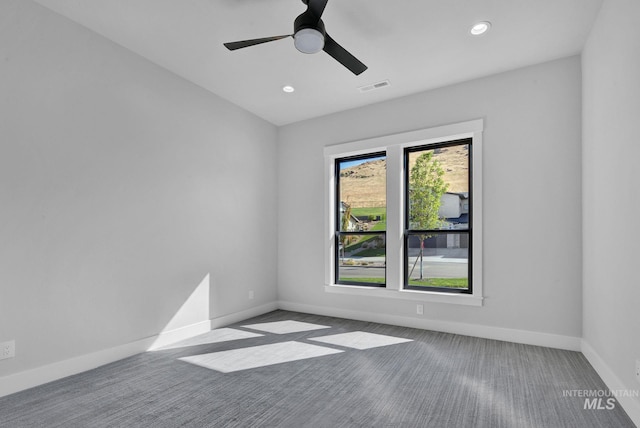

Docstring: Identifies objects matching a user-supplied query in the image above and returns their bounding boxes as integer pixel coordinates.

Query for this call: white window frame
[324,119,483,306]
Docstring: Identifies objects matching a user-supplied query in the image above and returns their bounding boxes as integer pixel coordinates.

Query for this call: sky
[339,155,385,170]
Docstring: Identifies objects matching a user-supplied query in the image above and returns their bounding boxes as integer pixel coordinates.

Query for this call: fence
[350,200,386,208]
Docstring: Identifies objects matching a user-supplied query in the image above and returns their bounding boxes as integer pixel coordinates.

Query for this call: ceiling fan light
[294,28,325,54]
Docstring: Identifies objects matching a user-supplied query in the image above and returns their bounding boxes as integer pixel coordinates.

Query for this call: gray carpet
[0,310,635,427]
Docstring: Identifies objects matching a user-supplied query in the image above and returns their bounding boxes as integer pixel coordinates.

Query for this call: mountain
[339,146,469,209]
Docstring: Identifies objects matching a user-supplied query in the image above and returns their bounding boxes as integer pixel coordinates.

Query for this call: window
[324,119,483,306]
[335,153,386,286]
[405,139,471,293]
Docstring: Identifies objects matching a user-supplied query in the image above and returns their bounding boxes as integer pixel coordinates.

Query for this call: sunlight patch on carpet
[179,341,343,373]
[242,320,331,334]
[157,328,263,350]
[310,331,413,350]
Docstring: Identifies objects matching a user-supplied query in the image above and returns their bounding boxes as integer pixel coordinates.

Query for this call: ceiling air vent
[358,80,391,93]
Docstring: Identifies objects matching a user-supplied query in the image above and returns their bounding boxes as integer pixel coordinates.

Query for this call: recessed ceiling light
[470,21,491,36]
[282,85,295,93]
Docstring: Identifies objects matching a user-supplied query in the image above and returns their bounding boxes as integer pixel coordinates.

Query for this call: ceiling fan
[223,0,367,75]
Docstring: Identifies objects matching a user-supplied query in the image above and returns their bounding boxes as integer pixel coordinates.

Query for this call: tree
[339,201,353,259]
[409,152,448,279]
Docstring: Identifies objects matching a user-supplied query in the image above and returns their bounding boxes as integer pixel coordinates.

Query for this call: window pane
[338,155,386,232]
[407,144,469,231]
[406,233,469,290]
[337,233,385,285]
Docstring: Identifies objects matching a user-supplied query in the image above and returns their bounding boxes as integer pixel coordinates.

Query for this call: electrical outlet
[416,304,424,315]
[636,359,640,383]
[248,290,254,300]
[0,340,15,360]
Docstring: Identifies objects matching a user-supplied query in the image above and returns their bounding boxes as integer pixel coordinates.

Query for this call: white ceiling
[34,0,602,126]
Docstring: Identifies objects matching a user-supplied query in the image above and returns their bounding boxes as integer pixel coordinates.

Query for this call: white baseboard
[277,300,582,351]
[0,335,155,399]
[0,301,588,402]
[210,302,279,329]
[581,340,640,427]
[0,302,278,399]
[147,320,212,351]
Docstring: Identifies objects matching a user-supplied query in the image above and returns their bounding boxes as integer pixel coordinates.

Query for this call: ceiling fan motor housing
[294,12,326,54]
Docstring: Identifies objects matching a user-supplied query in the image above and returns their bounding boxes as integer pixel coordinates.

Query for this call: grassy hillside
[340,146,469,210]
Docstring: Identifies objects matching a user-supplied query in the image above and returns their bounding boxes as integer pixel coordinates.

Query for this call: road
[339,257,467,279]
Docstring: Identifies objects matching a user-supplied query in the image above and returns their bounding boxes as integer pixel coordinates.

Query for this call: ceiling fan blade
[323,34,367,75]
[308,0,329,21]
[224,35,291,51]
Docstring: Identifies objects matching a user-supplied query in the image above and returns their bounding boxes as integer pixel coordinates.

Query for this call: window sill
[324,284,483,307]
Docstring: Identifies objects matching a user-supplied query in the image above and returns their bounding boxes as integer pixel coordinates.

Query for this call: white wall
[582,0,640,421]
[278,56,583,343]
[0,0,278,380]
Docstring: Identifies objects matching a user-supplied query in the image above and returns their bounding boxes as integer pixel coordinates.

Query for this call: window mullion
[385,145,403,291]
